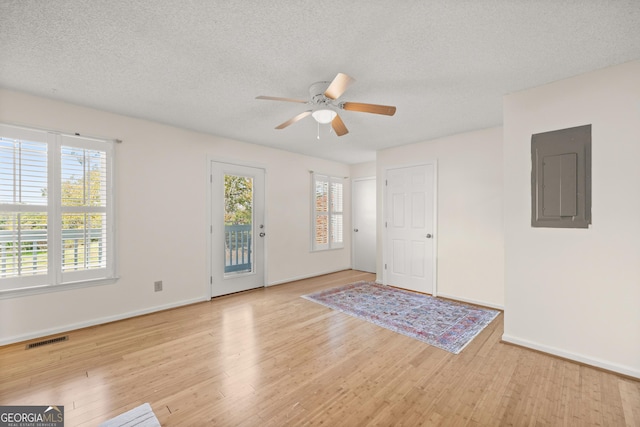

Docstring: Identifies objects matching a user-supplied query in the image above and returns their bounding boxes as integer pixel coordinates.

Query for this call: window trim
[0,123,117,299]
[311,172,344,251]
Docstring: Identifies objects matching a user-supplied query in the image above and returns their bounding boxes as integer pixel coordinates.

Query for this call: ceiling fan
[256,73,396,137]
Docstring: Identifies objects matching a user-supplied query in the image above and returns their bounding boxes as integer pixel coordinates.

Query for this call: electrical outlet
[154,281,163,292]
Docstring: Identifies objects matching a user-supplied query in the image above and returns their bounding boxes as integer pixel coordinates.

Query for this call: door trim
[206,157,267,299]
[382,161,438,296]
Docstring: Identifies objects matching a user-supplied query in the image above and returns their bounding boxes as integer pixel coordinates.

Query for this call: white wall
[502,60,640,378]
[377,127,504,308]
[350,161,376,179]
[0,89,351,344]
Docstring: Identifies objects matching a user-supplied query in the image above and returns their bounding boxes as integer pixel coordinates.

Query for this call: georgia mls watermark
[0,406,64,427]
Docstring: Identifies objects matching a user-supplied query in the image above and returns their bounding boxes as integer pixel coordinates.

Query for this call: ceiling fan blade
[275,111,312,129]
[331,114,349,136]
[341,102,396,116]
[324,73,355,100]
[256,95,308,104]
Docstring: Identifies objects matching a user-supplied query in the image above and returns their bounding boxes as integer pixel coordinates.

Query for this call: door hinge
[385,221,388,228]
[384,264,387,269]
[210,174,213,183]
[210,276,213,284]
[385,179,388,186]
[210,225,213,233]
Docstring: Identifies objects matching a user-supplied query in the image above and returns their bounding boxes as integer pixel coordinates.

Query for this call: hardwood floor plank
[619,378,640,427]
[1,270,637,426]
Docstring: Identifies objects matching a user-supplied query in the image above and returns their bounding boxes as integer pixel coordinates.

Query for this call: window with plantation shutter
[60,135,111,283]
[312,173,344,251]
[0,124,116,297]
[0,130,49,286]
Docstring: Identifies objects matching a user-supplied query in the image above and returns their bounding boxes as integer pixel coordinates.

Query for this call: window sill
[311,247,345,252]
[0,277,120,300]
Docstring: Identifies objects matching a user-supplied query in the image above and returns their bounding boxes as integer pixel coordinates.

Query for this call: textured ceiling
[1,1,639,164]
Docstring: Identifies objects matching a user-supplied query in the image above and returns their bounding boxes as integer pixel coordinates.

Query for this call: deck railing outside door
[224,224,252,273]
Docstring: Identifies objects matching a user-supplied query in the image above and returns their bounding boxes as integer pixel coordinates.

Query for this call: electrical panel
[531,124,591,228]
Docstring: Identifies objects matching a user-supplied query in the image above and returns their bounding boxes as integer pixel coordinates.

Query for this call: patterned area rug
[302,281,499,354]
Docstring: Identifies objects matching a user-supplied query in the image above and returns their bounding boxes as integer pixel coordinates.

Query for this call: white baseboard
[0,296,208,346]
[436,292,504,310]
[501,334,640,379]
[266,267,352,287]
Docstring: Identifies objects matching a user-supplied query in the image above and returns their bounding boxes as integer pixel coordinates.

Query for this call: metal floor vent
[26,335,69,349]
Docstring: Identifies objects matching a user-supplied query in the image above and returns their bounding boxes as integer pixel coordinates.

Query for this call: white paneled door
[352,177,377,273]
[385,164,436,294]
[211,162,265,297]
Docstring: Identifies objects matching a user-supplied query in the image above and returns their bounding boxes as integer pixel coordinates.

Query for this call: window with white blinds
[0,124,115,297]
[0,134,49,283]
[312,173,344,251]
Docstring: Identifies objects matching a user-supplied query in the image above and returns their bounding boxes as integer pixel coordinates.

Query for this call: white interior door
[352,177,376,273]
[385,164,436,294]
[211,162,265,297]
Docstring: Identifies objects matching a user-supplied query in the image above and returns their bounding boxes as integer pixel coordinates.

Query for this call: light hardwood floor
[1,270,639,426]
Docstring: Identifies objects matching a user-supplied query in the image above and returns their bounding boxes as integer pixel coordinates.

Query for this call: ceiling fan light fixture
[311,108,336,124]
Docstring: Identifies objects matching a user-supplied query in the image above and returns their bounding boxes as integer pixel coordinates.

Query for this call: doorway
[352,177,376,273]
[210,161,265,297]
[384,163,436,294]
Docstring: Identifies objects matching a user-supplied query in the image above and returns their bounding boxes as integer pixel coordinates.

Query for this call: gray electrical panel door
[531,124,591,228]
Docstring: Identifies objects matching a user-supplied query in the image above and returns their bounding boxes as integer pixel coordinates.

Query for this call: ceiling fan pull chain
[317,121,320,140]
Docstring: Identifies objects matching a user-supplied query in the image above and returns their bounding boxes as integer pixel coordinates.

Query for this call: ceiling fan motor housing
[309,81,332,106]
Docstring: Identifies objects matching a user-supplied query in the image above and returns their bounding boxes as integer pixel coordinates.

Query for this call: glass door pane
[224,174,253,275]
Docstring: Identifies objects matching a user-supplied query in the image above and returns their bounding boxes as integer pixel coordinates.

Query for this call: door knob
[354,228,359,232]
[259,232,266,237]
[426,233,432,238]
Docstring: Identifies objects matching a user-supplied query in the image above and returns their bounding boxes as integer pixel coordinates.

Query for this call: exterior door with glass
[210,162,265,297]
